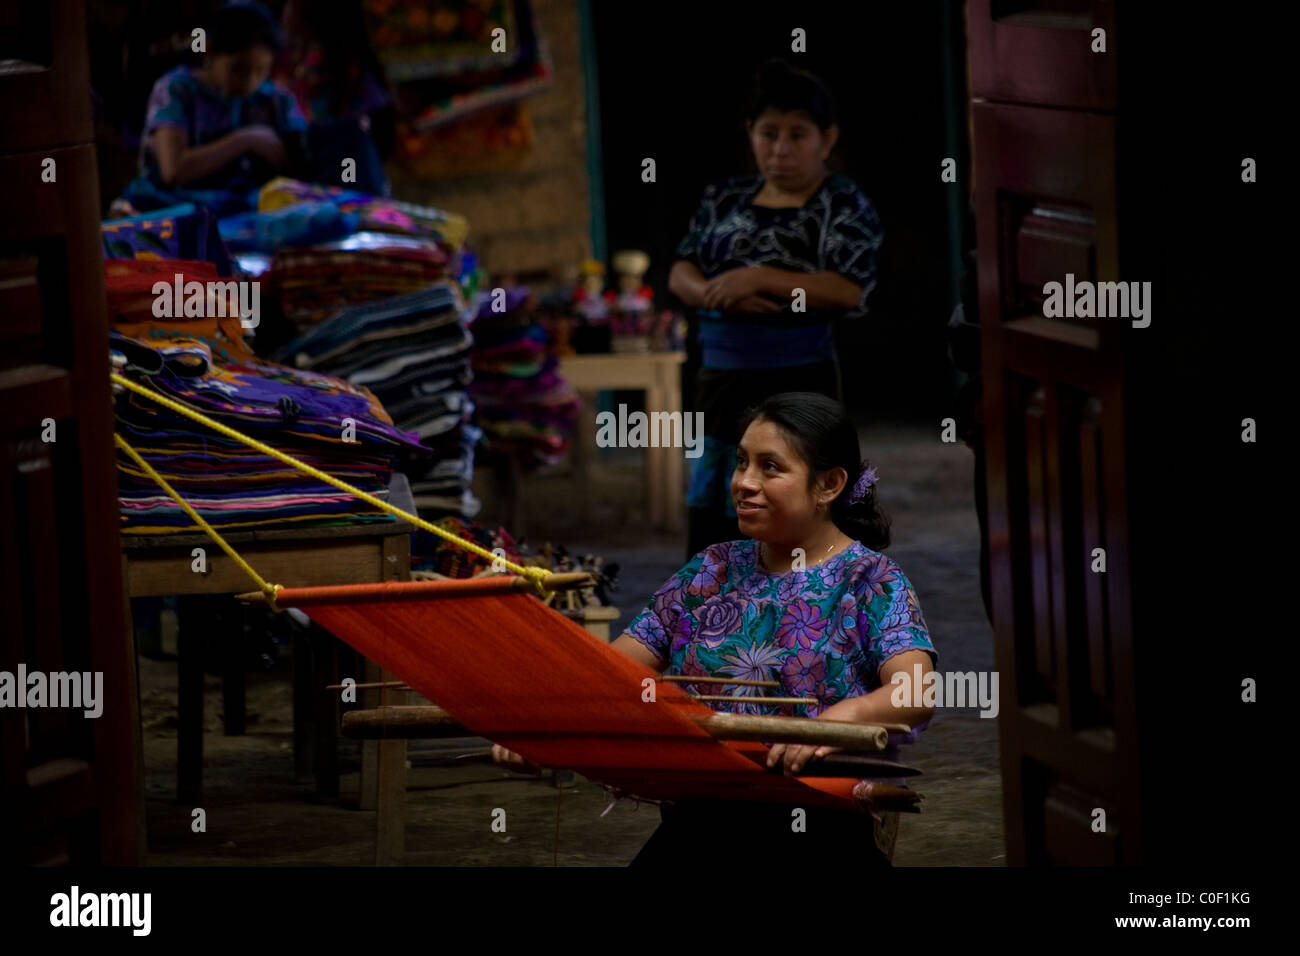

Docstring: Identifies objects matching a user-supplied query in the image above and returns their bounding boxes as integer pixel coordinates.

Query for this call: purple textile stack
[112,330,427,534]
[468,287,580,468]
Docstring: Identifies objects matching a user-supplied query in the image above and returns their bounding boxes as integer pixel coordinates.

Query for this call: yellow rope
[110,371,551,599]
[115,433,284,611]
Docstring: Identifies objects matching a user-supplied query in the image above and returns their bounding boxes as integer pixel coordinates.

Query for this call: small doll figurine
[572,259,610,322]
[611,250,653,327]
[610,249,654,350]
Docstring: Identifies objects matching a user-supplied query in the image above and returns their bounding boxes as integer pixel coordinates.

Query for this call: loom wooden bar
[237,571,595,607]
[659,676,781,688]
[768,755,922,778]
[413,749,918,780]
[691,713,890,752]
[689,695,817,706]
[326,680,409,691]
[341,705,892,753]
[343,706,472,738]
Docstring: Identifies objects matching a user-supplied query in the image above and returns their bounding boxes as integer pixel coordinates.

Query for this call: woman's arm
[668,260,709,308]
[826,649,937,728]
[768,649,937,773]
[611,632,667,672]
[700,265,862,312]
[152,125,285,187]
[750,266,863,311]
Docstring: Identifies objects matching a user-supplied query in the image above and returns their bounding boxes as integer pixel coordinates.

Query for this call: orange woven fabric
[292,586,862,810]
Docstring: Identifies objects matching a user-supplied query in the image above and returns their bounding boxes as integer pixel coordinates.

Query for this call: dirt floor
[140,419,1005,866]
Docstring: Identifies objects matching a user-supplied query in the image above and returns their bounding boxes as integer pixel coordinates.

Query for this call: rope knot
[264,584,284,614]
[523,566,551,599]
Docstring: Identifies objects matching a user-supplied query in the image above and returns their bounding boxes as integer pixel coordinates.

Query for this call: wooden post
[373,531,410,865]
[176,595,207,804]
[221,601,246,736]
[120,554,147,863]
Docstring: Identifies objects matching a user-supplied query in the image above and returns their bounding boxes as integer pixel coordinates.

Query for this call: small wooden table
[120,474,414,859]
[559,351,686,532]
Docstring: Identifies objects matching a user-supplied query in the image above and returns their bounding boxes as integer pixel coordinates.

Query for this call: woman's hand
[491,743,543,775]
[731,294,782,314]
[766,742,838,775]
[238,125,289,167]
[702,267,768,310]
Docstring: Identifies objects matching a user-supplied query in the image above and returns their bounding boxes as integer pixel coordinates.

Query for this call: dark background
[591,0,962,421]
[85,0,966,422]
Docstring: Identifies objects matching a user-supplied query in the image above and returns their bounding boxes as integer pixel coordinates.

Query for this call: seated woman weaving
[494,392,937,866]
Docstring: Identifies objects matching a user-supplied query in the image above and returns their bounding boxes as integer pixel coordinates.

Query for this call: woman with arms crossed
[669,59,883,557]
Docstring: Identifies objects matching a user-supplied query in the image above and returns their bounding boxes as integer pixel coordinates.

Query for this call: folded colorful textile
[102,203,235,276]
[258,177,468,249]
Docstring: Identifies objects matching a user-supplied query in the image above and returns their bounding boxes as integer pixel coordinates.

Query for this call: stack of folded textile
[110,340,427,535]
[269,231,454,329]
[103,203,236,276]
[108,259,427,535]
[467,287,580,467]
[256,177,468,248]
[273,281,480,517]
[214,177,466,331]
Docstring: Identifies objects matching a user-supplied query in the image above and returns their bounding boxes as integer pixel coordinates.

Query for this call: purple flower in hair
[849,466,878,504]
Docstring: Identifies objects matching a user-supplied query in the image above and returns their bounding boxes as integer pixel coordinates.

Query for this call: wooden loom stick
[767,754,922,778]
[692,712,890,751]
[342,705,472,739]
[688,694,818,706]
[341,705,895,752]
[658,676,781,688]
[324,680,410,692]
[401,748,919,780]
[235,571,594,606]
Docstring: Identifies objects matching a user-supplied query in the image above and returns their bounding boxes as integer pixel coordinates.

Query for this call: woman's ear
[821,124,840,158]
[818,466,849,503]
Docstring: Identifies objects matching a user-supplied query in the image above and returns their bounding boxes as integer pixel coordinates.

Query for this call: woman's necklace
[761,536,844,571]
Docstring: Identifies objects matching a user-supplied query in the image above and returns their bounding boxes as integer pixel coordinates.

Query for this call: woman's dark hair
[297,0,391,119]
[737,392,890,550]
[208,1,282,56]
[747,59,836,131]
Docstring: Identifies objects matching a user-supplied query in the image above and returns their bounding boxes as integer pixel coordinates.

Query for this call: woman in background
[669,59,883,558]
[121,1,309,217]
[279,0,396,196]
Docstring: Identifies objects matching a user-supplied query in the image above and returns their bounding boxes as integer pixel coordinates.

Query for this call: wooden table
[559,351,686,532]
[120,474,414,861]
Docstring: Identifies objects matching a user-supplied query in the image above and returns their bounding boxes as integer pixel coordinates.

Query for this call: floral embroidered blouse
[627,539,937,732]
